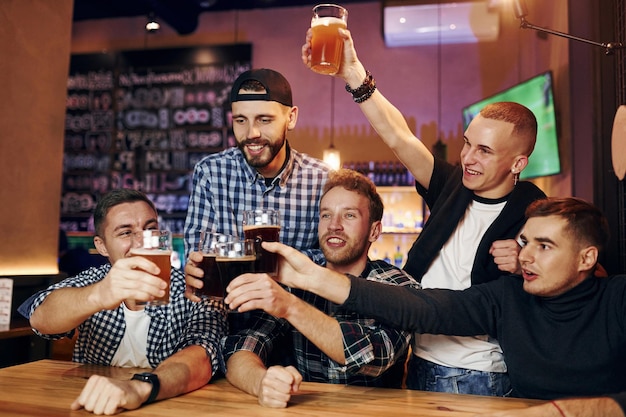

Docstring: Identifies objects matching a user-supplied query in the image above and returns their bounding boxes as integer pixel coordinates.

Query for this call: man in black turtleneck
[228,197,626,417]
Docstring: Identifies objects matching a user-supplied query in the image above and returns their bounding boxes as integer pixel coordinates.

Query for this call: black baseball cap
[230,68,293,107]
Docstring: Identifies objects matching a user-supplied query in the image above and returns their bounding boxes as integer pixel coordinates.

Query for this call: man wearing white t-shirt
[26,189,227,414]
[302,28,546,395]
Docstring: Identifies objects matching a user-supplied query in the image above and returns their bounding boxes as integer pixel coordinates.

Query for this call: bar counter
[0,360,544,416]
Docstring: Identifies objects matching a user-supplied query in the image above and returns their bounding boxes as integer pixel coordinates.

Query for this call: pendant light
[323,77,341,170]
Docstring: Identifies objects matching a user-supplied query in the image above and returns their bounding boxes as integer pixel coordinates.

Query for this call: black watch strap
[131,372,160,404]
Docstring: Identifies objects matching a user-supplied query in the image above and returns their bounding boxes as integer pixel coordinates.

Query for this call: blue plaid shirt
[183,144,330,256]
[28,264,227,373]
[221,260,420,387]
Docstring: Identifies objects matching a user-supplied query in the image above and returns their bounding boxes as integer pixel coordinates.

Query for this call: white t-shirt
[110,303,151,368]
[412,199,507,373]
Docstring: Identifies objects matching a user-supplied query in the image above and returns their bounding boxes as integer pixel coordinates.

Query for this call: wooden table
[0,360,544,416]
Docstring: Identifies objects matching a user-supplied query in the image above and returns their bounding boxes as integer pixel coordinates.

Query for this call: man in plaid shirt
[25,189,227,415]
[182,68,330,263]
[222,169,420,408]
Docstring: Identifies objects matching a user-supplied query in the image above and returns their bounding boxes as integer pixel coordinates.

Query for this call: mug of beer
[310,4,348,75]
[130,230,173,306]
[242,209,280,275]
[216,239,257,311]
[195,232,236,300]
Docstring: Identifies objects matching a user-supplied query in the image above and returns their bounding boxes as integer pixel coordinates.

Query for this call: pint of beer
[310,4,348,75]
[216,239,257,311]
[196,232,235,299]
[130,230,172,306]
[242,209,280,275]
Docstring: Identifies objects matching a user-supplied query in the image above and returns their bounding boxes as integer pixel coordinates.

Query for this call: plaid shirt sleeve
[28,264,113,340]
[220,310,290,373]
[336,261,420,377]
[183,157,218,257]
[165,269,228,376]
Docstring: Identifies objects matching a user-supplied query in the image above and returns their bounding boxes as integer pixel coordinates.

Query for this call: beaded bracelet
[345,70,377,103]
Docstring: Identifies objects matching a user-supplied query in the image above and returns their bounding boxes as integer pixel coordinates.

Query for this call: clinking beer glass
[195,232,236,300]
[242,209,280,276]
[310,4,348,75]
[130,230,172,306]
[216,239,257,312]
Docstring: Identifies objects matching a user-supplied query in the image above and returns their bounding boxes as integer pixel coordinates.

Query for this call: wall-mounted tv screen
[461,71,561,180]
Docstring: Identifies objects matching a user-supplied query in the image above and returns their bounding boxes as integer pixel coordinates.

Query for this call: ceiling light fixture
[513,0,623,55]
[146,12,161,33]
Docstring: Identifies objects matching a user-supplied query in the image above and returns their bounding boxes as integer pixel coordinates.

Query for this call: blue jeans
[406,355,512,397]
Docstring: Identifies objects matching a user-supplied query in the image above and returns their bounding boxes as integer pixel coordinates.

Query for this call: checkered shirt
[183,144,330,256]
[221,260,420,387]
[29,264,228,373]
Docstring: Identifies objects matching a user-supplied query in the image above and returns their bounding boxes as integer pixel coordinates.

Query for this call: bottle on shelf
[383,252,391,264]
[393,245,404,267]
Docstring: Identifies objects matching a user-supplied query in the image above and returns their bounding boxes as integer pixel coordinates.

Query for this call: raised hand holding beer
[310,4,348,75]
[130,230,172,306]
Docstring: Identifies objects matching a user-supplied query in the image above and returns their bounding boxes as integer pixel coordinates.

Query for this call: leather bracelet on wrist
[345,70,376,103]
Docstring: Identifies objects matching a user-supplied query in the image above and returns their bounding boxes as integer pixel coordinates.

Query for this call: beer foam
[216,255,257,262]
[311,16,346,27]
[130,248,172,256]
[243,225,281,230]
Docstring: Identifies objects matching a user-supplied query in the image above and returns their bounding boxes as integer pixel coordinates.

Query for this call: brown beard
[238,136,286,168]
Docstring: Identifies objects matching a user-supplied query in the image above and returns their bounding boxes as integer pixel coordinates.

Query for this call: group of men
[20,27,626,417]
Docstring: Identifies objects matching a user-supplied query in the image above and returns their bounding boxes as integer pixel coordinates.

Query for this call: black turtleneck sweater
[343,274,626,410]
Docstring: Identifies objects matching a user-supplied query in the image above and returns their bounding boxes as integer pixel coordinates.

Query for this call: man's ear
[512,155,529,175]
[93,236,109,257]
[579,245,599,273]
[287,106,299,130]
[368,221,382,243]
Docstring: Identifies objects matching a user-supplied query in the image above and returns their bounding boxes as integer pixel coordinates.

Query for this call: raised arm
[231,241,351,305]
[227,273,409,378]
[30,258,165,335]
[226,274,347,363]
[302,28,435,188]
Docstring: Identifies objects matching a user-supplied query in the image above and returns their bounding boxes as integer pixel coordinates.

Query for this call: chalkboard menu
[61,45,252,234]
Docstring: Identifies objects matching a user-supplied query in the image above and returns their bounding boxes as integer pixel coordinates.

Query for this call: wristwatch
[131,372,160,404]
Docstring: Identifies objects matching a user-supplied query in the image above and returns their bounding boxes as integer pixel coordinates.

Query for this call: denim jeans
[405,355,512,397]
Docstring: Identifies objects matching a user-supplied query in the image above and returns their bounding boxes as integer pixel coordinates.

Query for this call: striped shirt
[221,260,420,387]
[183,144,330,256]
[28,264,227,373]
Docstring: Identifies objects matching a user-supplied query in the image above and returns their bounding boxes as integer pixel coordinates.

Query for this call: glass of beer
[130,230,172,306]
[242,209,280,276]
[310,4,348,75]
[195,232,236,300]
[216,239,257,311]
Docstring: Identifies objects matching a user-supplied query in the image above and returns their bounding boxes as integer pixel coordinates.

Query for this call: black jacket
[404,158,547,285]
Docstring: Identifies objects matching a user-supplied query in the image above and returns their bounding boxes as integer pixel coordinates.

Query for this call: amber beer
[244,225,280,275]
[198,253,222,299]
[310,4,348,75]
[216,255,257,298]
[130,248,172,305]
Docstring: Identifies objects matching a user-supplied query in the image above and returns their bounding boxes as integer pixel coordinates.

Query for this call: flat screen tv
[461,71,561,180]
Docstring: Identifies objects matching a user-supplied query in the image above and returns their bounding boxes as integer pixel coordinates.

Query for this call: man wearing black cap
[183,69,330,298]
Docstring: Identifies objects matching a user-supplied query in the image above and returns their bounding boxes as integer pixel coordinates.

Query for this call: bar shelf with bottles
[342,161,427,268]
